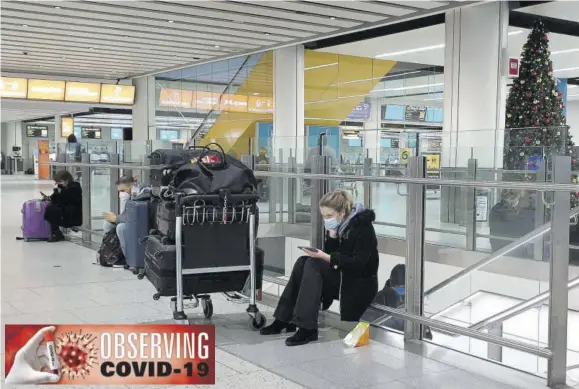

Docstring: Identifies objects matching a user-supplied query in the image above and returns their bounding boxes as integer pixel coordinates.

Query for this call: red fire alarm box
[508,57,519,77]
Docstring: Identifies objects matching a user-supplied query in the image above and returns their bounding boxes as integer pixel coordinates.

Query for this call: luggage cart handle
[179,192,260,205]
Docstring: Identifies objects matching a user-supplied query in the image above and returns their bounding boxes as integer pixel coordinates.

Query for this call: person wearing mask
[43,170,83,242]
[102,176,140,256]
[260,190,379,346]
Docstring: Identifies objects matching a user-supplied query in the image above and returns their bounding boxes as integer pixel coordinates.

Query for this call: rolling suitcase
[155,201,176,241]
[123,200,149,271]
[142,232,264,297]
[22,200,51,241]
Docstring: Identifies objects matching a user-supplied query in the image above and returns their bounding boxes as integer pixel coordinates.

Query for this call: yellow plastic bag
[343,321,370,348]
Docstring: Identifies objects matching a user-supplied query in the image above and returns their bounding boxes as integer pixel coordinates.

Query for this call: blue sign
[407,133,417,148]
[556,78,567,117]
[159,130,179,141]
[348,102,371,120]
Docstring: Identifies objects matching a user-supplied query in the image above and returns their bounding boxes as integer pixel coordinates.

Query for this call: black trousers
[274,256,341,330]
[44,204,63,232]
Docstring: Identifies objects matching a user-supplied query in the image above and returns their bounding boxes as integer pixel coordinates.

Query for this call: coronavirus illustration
[55,330,99,380]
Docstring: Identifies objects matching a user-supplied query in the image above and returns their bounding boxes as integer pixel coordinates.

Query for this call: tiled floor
[0,176,560,388]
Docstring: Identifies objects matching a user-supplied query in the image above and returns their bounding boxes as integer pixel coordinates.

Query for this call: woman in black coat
[260,190,379,346]
[43,170,83,242]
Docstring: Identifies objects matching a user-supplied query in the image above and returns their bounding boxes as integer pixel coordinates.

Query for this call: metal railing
[45,155,576,387]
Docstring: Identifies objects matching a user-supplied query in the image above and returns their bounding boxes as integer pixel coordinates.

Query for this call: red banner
[4,324,215,385]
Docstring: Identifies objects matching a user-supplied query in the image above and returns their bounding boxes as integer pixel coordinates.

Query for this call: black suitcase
[142,234,264,297]
[155,201,176,241]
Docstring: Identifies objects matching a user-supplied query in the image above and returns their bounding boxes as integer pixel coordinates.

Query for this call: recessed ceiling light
[22,24,28,27]
[168,20,174,23]
[376,44,445,58]
[55,6,61,9]
[214,45,220,48]
[89,47,94,50]
[265,32,271,36]
[253,92,260,96]
[330,16,336,20]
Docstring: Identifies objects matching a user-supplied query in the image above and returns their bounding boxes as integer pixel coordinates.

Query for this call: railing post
[487,322,503,362]
[534,161,547,261]
[278,149,285,223]
[288,154,297,224]
[547,155,571,387]
[311,155,329,250]
[466,158,478,251]
[405,156,426,341]
[363,157,373,207]
[109,154,120,215]
[80,153,91,243]
[268,155,277,223]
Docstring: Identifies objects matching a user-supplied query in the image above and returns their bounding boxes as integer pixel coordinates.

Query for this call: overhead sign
[0,77,28,98]
[158,88,274,114]
[65,82,101,103]
[405,106,426,122]
[61,117,74,138]
[26,125,48,138]
[347,102,371,120]
[100,84,135,104]
[159,88,193,109]
[28,79,66,101]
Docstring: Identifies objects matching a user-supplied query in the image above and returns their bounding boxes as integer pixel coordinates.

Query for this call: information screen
[26,125,48,138]
[405,106,427,122]
[81,128,102,139]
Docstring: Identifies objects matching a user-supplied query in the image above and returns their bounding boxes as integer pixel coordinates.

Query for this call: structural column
[132,76,157,142]
[273,45,305,163]
[442,2,509,169]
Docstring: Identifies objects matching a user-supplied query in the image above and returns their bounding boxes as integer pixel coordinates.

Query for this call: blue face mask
[394,286,405,296]
[324,217,340,230]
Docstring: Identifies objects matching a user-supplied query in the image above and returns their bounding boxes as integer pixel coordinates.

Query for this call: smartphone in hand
[40,191,48,199]
[298,246,319,253]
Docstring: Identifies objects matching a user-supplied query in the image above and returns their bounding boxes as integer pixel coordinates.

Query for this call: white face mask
[119,192,130,200]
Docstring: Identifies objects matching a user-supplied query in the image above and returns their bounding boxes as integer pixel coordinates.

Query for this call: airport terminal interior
[1,1,579,388]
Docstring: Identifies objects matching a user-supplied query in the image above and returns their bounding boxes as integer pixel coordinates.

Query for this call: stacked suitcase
[139,146,266,328]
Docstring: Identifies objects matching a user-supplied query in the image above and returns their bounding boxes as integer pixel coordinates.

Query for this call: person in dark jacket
[260,190,379,346]
[489,189,535,257]
[43,170,83,242]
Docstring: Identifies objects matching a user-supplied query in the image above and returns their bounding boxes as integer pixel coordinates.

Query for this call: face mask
[57,184,64,189]
[324,217,340,230]
[394,286,405,296]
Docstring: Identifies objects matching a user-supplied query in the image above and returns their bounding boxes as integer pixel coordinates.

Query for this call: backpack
[97,230,125,267]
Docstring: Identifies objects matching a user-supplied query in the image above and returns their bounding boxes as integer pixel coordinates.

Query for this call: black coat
[325,209,379,322]
[50,182,83,227]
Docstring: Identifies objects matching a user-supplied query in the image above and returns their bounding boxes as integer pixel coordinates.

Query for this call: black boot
[48,230,65,242]
[260,320,296,335]
[285,328,318,346]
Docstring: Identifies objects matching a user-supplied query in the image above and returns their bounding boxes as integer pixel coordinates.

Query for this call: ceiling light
[305,62,338,71]
[424,97,443,101]
[54,6,61,9]
[554,67,579,73]
[552,48,579,55]
[89,47,94,50]
[168,20,174,23]
[376,44,445,58]
[22,24,28,27]
[253,92,260,96]
[265,32,271,36]
[330,16,336,20]
[508,30,523,36]
[371,82,444,93]
[214,45,220,48]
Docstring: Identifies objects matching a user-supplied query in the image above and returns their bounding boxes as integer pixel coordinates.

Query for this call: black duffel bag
[149,147,223,187]
[170,143,257,195]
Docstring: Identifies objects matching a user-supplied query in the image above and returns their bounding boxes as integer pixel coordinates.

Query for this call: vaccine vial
[43,331,60,375]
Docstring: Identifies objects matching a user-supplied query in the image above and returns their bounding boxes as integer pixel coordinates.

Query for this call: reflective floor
[0,175,562,388]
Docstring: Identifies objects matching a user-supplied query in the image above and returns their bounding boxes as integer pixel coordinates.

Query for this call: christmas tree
[504,19,577,208]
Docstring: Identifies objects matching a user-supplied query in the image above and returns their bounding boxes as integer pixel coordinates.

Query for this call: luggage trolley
[170,191,266,329]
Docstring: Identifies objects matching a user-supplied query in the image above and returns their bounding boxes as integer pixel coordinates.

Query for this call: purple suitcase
[22,200,51,241]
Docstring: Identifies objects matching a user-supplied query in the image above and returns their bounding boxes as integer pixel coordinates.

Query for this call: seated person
[260,190,379,346]
[43,170,83,242]
[102,175,140,256]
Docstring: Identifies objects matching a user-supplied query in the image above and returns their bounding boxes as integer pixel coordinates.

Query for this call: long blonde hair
[319,190,353,217]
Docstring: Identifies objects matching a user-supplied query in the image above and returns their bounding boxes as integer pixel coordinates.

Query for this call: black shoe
[260,320,297,335]
[48,231,65,242]
[285,328,318,346]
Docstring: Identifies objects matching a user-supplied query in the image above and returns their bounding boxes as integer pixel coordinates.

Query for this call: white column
[54,114,61,142]
[273,45,305,163]
[132,76,156,141]
[443,2,509,168]
[363,101,380,162]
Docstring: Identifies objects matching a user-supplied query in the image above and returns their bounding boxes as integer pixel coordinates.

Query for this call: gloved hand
[5,326,61,385]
